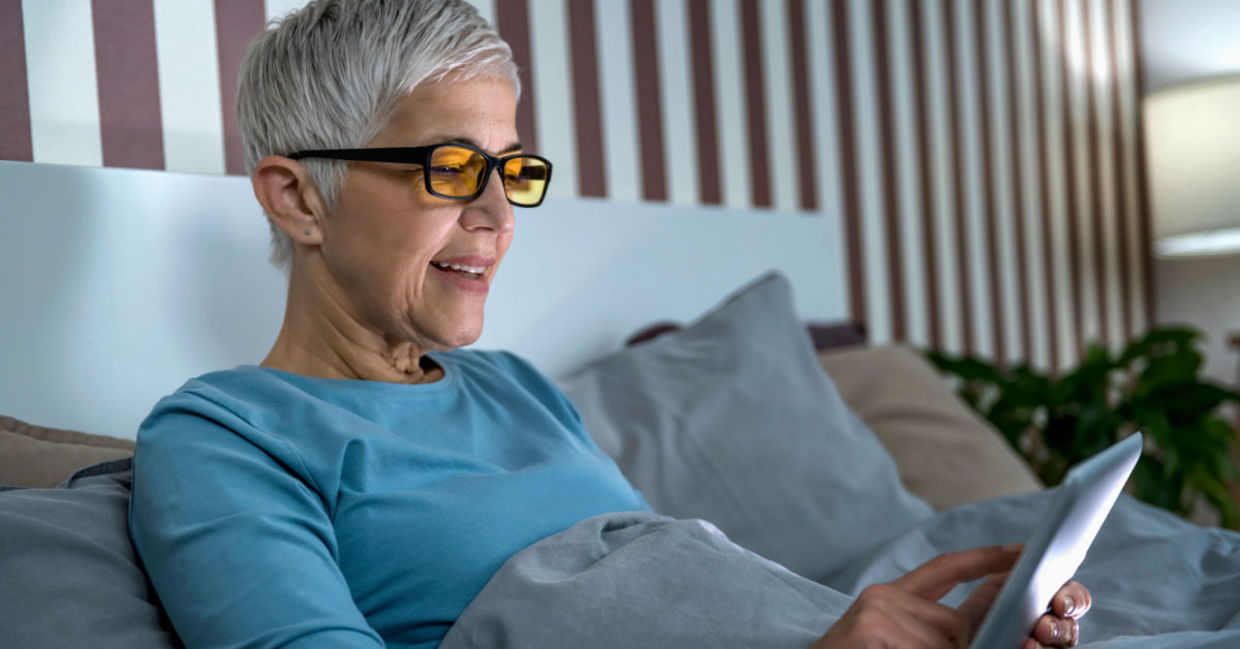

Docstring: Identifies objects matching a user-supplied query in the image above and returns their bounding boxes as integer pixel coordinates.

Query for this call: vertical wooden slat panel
[974,0,1005,365]
[1002,0,1033,364]
[214,0,264,175]
[1056,0,1084,360]
[1105,0,1132,342]
[787,0,818,212]
[872,0,905,341]
[1082,0,1110,348]
[93,0,165,170]
[1128,0,1154,329]
[739,0,771,208]
[831,0,866,326]
[908,0,941,350]
[629,0,667,202]
[688,0,722,205]
[496,0,538,156]
[943,0,975,355]
[567,0,605,197]
[0,0,33,162]
[1032,0,1062,374]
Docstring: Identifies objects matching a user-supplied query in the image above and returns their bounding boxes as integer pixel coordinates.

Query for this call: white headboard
[0,160,846,439]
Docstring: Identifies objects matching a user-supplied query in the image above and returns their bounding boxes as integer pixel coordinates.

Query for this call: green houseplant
[926,326,1240,528]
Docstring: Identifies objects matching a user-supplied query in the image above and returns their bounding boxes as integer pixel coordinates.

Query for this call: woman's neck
[260,261,444,385]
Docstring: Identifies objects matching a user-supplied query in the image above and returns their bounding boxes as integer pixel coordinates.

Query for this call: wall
[1139,0,1240,385]
[1,0,1152,373]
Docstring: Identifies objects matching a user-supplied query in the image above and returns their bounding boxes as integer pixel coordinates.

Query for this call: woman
[128,1,1087,648]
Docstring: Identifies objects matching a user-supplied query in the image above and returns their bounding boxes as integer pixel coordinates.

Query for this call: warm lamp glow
[1144,76,1240,258]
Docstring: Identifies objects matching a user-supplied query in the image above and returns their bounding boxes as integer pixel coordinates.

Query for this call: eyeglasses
[287,143,553,207]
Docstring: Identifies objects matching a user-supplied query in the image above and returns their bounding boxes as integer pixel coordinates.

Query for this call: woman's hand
[812,546,1092,649]
[1026,581,1091,649]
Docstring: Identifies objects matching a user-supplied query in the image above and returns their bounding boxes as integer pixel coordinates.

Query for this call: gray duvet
[440,490,1240,648]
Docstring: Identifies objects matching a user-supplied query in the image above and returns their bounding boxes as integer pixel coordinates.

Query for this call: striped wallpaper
[1,0,1153,373]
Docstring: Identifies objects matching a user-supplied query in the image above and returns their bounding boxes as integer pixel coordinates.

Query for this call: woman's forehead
[376,77,518,150]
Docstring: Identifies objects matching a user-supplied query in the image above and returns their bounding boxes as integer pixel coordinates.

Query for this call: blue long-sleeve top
[129,349,650,649]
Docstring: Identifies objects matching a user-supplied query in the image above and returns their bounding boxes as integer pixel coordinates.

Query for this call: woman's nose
[460,168,515,233]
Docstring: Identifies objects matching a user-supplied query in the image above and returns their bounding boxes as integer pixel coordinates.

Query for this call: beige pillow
[818,345,1042,511]
[0,416,134,488]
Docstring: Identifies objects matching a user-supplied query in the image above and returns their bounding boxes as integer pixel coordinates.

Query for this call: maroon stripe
[943,0,975,355]
[1032,0,1061,374]
[629,0,667,202]
[1106,0,1131,341]
[908,0,941,349]
[787,0,817,212]
[93,0,165,170]
[1082,0,1110,348]
[1128,0,1154,327]
[973,0,1004,366]
[0,0,33,162]
[872,0,905,341]
[214,0,265,175]
[1057,0,1084,360]
[688,0,721,205]
[567,0,606,197]
[739,0,771,207]
[496,0,538,156]
[1002,0,1032,364]
[831,0,866,326]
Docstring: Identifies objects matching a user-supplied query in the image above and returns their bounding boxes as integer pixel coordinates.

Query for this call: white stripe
[264,0,309,22]
[23,0,102,167]
[1113,0,1145,332]
[655,0,698,206]
[1043,0,1077,369]
[1014,0,1051,370]
[1064,0,1099,353]
[888,0,928,347]
[953,0,994,358]
[983,0,1023,364]
[924,0,963,354]
[849,0,891,344]
[710,0,751,209]
[461,0,495,27]
[760,0,797,212]
[1090,0,1124,348]
[528,0,577,197]
[154,0,226,175]
[806,0,850,318]
[595,0,639,204]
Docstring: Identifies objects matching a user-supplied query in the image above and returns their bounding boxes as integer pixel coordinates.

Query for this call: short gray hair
[237,0,520,271]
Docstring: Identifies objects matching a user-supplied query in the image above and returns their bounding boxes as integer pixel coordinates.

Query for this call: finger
[1051,581,1092,619]
[1034,614,1079,647]
[956,571,1009,633]
[855,584,971,649]
[892,545,1022,601]
[893,592,973,648]
[1024,639,1046,649]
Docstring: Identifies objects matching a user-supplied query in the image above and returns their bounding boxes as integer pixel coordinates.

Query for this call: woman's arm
[129,408,384,649]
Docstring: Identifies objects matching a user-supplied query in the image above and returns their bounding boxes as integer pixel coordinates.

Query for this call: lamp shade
[1144,75,1240,257]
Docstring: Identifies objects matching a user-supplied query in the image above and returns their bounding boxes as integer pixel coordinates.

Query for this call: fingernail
[1063,595,1076,616]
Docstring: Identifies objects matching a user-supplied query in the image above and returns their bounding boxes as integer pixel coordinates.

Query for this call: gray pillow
[0,458,183,648]
[558,271,933,582]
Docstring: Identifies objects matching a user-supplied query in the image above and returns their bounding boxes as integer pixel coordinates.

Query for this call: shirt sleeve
[128,397,385,649]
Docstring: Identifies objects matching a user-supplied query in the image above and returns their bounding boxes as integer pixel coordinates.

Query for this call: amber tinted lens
[501,156,550,205]
[426,145,486,197]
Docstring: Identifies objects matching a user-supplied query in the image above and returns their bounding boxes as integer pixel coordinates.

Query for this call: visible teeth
[433,261,485,274]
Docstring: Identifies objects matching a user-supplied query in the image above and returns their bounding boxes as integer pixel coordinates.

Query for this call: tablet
[969,432,1143,649]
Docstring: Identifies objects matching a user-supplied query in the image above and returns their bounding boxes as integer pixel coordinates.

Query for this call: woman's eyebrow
[430,135,523,154]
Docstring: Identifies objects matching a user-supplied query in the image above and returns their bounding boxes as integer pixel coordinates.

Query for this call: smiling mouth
[430,261,485,280]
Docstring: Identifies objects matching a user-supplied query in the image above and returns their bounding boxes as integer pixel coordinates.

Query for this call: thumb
[957,571,1009,634]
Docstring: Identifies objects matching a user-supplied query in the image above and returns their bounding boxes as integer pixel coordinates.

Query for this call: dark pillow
[558,271,932,582]
[0,414,135,488]
[626,320,867,351]
[0,458,183,648]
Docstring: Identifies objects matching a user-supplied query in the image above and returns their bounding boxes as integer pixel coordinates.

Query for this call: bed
[2,161,1238,648]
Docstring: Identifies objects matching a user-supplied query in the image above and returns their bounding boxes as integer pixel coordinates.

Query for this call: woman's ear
[251,155,327,245]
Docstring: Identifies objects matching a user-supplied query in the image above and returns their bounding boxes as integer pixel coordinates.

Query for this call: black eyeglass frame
[286,143,553,207]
